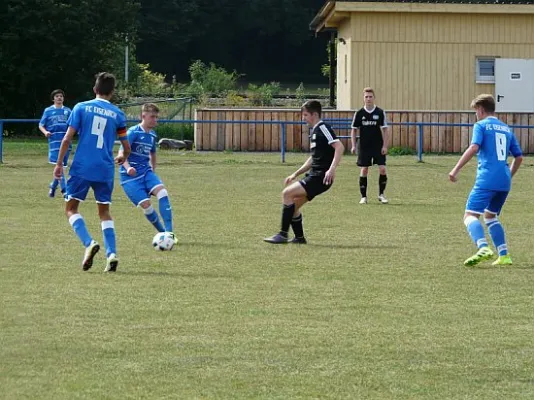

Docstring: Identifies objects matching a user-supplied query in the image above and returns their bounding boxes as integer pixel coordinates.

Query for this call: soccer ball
[152,232,175,251]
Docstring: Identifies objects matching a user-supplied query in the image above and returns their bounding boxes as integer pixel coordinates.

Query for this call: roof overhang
[311,1,534,33]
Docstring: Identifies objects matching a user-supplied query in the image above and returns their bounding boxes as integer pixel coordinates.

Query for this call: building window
[476,57,495,83]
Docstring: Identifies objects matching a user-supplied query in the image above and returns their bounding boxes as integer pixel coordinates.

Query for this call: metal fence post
[0,121,4,164]
[417,123,424,163]
[281,123,287,163]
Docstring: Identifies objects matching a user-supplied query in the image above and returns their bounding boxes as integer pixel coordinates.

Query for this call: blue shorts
[49,148,71,167]
[121,171,163,206]
[66,176,114,204]
[466,188,509,215]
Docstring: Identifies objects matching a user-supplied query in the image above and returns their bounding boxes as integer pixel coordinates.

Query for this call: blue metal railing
[1,118,533,164]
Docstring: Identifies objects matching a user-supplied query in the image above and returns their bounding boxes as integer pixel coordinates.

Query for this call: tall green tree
[136,0,328,83]
[0,0,139,118]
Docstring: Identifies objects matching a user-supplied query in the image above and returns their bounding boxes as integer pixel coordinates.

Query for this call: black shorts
[299,174,332,201]
[357,149,386,167]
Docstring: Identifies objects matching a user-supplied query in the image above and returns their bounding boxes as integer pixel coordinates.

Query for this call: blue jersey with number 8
[67,99,127,182]
[472,116,522,191]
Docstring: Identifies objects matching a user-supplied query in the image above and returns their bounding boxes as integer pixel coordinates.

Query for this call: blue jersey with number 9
[472,116,522,191]
[67,99,127,182]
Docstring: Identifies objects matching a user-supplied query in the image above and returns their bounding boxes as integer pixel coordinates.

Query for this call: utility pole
[125,34,129,83]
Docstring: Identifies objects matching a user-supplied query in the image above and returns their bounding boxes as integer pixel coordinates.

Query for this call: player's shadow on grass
[117,270,238,279]
[465,265,534,271]
[177,241,246,249]
[309,243,400,249]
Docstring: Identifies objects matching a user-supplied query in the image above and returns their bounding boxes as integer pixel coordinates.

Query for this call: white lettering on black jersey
[309,121,339,175]
[351,106,387,150]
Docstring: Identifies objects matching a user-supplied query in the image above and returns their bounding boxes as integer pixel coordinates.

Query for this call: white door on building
[495,59,534,112]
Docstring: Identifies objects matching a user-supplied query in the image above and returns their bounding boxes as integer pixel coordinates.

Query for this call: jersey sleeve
[471,122,484,146]
[380,110,388,128]
[509,132,523,157]
[39,109,48,127]
[319,124,339,145]
[67,104,83,132]
[351,111,360,129]
[116,111,128,141]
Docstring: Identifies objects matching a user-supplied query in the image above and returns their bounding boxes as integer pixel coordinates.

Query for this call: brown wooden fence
[194,108,534,153]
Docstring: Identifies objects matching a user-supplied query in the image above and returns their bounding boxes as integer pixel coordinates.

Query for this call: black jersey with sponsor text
[309,121,339,175]
[351,106,387,149]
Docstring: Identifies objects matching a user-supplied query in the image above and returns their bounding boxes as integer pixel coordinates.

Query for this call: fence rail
[1,118,534,164]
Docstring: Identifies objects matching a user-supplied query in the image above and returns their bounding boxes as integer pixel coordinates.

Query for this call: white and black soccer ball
[152,232,175,251]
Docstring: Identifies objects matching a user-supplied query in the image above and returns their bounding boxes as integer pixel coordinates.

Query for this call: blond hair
[363,87,375,96]
[141,103,160,113]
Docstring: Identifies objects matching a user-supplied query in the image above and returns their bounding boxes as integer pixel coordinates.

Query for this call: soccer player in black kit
[351,87,390,204]
[264,100,344,244]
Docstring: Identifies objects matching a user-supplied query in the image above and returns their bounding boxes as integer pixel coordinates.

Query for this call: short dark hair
[301,100,322,117]
[94,72,116,96]
[50,89,65,101]
[470,94,496,113]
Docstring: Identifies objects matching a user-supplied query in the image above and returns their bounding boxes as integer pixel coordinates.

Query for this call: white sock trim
[156,189,168,200]
[101,220,115,230]
[484,217,498,225]
[143,205,155,215]
[69,214,83,226]
[464,215,479,227]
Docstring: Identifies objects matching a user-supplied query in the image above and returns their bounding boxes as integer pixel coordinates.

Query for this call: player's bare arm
[350,128,358,154]
[510,155,523,177]
[285,156,313,185]
[381,126,389,155]
[115,137,131,165]
[150,152,157,172]
[54,126,76,178]
[324,141,344,185]
[39,124,51,137]
[449,144,480,182]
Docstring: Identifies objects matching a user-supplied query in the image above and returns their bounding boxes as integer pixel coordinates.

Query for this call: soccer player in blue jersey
[53,72,131,272]
[449,94,523,267]
[118,103,177,243]
[39,89,72,197]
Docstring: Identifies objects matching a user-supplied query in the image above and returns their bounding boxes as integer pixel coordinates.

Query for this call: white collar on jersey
[94,97,110,103]
[312,120,324,130]
[364,106,376,113]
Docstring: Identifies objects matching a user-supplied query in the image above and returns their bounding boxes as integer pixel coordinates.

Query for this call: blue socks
[157,189,174,232]
[464,215,488,249]
[101,220,117,257]
[485,217,508,256]
[69,215,118,257]
[143,205,165,232]
[69,214,93,247]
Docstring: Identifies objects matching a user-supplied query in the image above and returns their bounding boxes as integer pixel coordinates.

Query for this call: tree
[136,0,328,83]
[0,0,139,118]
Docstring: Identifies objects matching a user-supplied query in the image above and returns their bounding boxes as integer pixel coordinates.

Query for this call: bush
[155,123,194,141]
[294,82,305,106]
[248,82,280,106]
[224,90,246,106]
[187,60,240,100]
[388,146,417,156]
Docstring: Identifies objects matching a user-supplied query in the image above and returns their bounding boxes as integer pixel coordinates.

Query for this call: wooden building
[310,0,534,111]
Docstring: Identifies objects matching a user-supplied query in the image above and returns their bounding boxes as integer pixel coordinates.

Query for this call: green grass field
[2,140,534,399]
